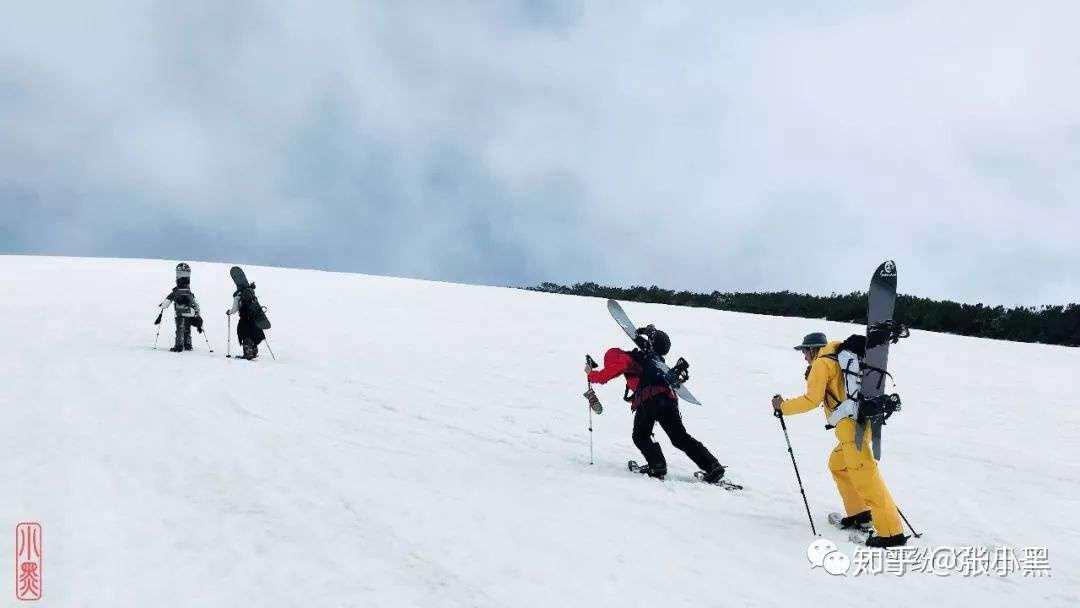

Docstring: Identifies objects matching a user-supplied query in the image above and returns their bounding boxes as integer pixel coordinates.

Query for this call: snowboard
[858,261,897,460]
[606,300,701,405]
[230,266,271,330]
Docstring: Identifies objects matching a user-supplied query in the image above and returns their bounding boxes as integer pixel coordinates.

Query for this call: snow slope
[2,255,1077,607]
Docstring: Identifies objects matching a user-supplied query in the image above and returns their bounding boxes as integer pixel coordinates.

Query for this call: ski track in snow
[1,255,1077,607]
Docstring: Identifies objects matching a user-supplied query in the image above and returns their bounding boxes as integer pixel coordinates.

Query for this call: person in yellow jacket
[771,332,908,547]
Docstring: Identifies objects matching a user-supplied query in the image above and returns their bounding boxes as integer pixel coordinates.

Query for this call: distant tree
[525,282,1079,347]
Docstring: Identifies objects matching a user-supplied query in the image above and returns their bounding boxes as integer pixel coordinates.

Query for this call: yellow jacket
[780,341,857,439]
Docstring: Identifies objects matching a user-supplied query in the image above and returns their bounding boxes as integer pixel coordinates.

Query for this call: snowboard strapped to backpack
[822,320,910,431]
[230,266,271,330]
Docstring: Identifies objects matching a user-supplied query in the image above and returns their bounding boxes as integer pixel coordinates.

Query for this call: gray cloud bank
[2,1,1078,305]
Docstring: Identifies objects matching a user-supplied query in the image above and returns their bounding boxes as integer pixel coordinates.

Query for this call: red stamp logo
[16,523,42,601]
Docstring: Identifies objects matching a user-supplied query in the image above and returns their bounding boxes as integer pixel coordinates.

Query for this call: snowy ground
[2,255,1077,607]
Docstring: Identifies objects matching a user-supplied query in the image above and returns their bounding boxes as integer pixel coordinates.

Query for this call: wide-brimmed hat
[793,332,828,351]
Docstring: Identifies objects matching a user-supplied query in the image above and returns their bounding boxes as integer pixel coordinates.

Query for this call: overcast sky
[2,1,1078,305]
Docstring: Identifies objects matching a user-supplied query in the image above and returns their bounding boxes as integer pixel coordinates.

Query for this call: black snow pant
[236,316,265,358]
[174,316,192,350]
[632,394,719,472]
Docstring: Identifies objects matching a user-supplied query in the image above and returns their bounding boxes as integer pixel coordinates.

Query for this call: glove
[771,394,784,415]
[226,309,232,315]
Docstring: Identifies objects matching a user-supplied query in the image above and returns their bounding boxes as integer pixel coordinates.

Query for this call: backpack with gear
[821,321,910,431]
[230,266,272,330]
[171,287,197,317]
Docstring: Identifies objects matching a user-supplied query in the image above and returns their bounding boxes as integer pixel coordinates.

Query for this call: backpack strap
[860,363,894,391]
[817,354,845,407]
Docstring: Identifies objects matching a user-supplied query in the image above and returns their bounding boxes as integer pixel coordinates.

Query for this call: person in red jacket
[586,326,725,482]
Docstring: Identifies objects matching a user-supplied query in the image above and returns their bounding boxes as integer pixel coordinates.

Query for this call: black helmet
[651,330,671,356]
[635,325,671,356]
[794,332,828,351]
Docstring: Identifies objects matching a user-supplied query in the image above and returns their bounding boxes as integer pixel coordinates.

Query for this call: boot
[636,462,667,479]
[839,510,872,530]
[169,346,183,353]
[700,463,726,484]
[865,533,909,548]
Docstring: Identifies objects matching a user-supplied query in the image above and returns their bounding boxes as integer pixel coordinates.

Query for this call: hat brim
[794,344,826,351]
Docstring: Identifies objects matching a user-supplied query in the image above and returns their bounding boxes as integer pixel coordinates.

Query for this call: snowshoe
[698,463,725,484]
[627,460,666,479]
[169,346,183,353]
[692,467,744,491]
[864,533,909,548]
[828,510,872,530]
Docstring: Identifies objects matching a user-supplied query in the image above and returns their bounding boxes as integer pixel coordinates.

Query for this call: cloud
[1,1,1078,305]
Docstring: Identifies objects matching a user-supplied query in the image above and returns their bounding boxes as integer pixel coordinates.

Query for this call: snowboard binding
[857,393,902,425]
[633,324,658,351]
[867,320,910,348]
[664,357,690,388]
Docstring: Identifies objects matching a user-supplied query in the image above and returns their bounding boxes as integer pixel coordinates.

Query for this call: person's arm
[159,292,174,309]
[227,295,240,315]
[191,294,201,316]
[780,360,829,416]
[587,348,631,385]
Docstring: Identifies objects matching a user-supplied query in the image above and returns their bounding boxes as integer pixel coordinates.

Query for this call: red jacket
[587,348,675,406]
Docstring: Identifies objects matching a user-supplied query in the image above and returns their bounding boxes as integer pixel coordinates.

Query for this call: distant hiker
[226,267,268,360]
[586,325,725,482]
[772,332,907,548]
[157,263,203,353]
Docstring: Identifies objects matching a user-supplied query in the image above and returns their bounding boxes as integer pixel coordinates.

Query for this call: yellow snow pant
[828,421,903,537]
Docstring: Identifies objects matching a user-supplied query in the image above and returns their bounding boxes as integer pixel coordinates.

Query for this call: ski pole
[587,393,594,465]
[263,335,276,361]
[775,406,818,536]
[587,356,596,466]
[226,314,232,358]
[587,356,604,466]
[153,309,163,349]
[898,508,922,538]
[199,328,214,353]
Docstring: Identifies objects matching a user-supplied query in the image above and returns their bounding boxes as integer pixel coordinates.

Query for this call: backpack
[623,349,688,405]
[821,322,909,429]
[171,287,197,316]
[236,286,261,317]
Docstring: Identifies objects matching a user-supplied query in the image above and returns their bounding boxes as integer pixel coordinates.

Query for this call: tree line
[528,282,1080,347]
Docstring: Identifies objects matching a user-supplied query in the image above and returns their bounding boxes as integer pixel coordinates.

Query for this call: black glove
[154,311,163,325]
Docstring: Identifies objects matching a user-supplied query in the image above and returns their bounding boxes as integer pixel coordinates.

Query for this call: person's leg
[172,317,183,351]
[631,400,665,470]
[656,400,720,472]
[182,318,192,350]
[237,319,256,359]
[839,429,903,537]
[829,442,870,517]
